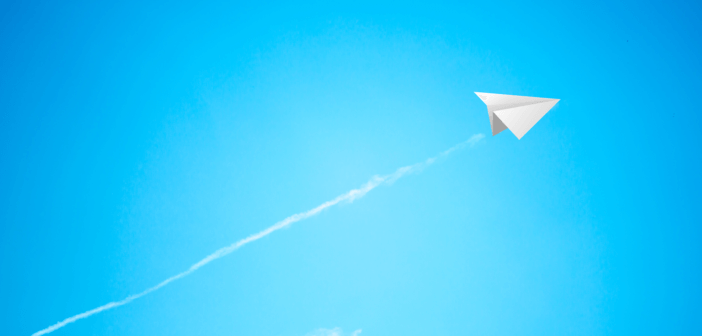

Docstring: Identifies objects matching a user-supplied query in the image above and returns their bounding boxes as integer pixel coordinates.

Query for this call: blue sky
[1,0,700,335]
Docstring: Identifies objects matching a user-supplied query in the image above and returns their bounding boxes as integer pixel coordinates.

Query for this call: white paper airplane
[475,92,560,139]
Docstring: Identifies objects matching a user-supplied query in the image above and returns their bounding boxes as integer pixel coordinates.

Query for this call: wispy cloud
[32,134,484,336]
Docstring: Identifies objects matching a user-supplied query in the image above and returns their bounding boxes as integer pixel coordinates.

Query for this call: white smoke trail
[306,327,362,336]
[32,134,484,336]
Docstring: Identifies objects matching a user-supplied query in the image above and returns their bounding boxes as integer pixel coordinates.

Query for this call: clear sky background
[1,1,700,335]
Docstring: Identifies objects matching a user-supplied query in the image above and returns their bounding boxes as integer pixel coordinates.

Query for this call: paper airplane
[475,92,560,139]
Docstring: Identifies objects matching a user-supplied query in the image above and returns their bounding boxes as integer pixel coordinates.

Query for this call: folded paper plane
[475,92,560,139]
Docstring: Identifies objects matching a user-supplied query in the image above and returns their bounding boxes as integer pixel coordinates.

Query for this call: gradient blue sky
[1,1,701,335]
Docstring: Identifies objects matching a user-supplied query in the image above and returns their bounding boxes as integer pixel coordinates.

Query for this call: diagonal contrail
[32,134,484,336]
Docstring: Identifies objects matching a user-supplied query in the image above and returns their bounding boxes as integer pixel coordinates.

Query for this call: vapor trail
[33,134,484,336]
